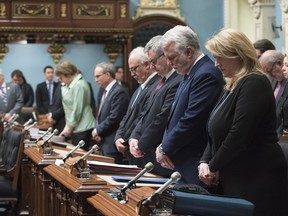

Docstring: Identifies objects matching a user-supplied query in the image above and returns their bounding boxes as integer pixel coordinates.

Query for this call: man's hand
[115,138,128,154]
[129,138,144,158]
[156,145,175,170]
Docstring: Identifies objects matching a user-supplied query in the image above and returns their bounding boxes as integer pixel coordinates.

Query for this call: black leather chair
[0,126,25,215]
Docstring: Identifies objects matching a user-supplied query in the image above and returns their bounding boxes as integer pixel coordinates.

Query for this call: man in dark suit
[0,70,23,121]
[114,47,160,163]
[259,50,286,135]
[92,62,130,164]
[36,65,59,114]
[155,25,224,184]
[47,82,65,132]
[129,36,181,176]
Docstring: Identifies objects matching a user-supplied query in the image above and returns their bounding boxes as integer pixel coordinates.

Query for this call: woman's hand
[198,163,219,186]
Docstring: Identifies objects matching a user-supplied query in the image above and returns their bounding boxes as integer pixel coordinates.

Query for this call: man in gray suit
[129,36,181,176]
[114,47,160,163]
[92,62,130,164]
[0,70,23,121]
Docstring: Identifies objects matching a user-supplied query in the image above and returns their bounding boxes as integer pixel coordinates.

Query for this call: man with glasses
[92,62,130,164]
[115,47,160,164]
[128,35,181,176]
[259,50,285,136]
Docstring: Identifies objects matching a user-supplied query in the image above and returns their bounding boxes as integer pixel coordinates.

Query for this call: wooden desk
[22,142,114,216]
[24,147,63,216]
[44,163,109,216]
[87,187,156,216]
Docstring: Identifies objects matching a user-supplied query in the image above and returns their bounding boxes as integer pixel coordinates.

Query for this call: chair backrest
[0,126,25,191]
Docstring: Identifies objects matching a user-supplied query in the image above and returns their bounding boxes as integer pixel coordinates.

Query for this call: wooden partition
[44,163,109,216]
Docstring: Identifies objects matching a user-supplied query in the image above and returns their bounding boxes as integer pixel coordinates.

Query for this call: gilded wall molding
[47,43,66,64]
[103,34,130,63]
[0,3,6,17]
[12,2,54,18]
[73,4,114,19]
[133,0,185,22]
[0,44,9,63]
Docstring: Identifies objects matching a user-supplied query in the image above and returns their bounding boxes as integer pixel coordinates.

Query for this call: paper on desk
[87,160,139,169]
[97,175,164,188]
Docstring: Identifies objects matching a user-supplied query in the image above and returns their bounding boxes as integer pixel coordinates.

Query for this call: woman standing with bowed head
[198,28,288,216]
[56,60,95,151]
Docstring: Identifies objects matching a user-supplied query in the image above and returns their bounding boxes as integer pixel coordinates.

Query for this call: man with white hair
[155,25,224,184]
[0,70,23,121]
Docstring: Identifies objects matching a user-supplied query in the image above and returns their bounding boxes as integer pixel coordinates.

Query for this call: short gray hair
[161,25,200,52]
[96,62,115,79]
[144,35,163,56]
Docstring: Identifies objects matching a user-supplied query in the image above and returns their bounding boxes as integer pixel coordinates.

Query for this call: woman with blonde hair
[198,28,287,216]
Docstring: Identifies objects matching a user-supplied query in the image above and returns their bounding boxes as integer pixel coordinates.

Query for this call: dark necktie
[155,77,166,93]
[97,90,107,118]
[0,87,7,106]
[131,87,142,108]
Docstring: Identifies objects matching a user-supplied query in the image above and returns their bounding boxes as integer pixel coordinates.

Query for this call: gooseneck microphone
[62,140,85,162]
[40,129,59,147]
[121,162,154,193]
[72,144,99,169]
[23,118,33,127]
[35,127,53,144]
[24,122,37,131]
[142,171,181,207]
[8,113,19,123]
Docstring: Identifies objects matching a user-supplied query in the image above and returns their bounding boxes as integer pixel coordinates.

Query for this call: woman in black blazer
[198,29,287,216]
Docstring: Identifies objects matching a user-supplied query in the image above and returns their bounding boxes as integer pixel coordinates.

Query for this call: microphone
[24,122,37,131]
[121,162,154,193]
[23,118,33,127]
[72,144,99,169]
[8,113,19,123]
[7,113,16,122]
[40,129,59,147]
[32,111,37,121]
[34,127,53,144]
[62,140,85,162]
[142,171,181,207]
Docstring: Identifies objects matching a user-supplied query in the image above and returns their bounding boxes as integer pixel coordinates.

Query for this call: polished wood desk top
[24,146,63,165]
[87,187,156,216]
[44,163,109,193]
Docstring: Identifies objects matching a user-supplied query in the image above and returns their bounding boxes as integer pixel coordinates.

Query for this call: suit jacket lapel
[167,56,209,125]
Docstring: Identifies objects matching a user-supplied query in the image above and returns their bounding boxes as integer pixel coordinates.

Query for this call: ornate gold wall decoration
[0,44,9,63]
[0,3,6,17]
[120,4,127,18]
[12,2,54,18]
[133,0,184,22]
[104,43,122,63]
[73,4,114,19]
[47,43,66,64]
[60,3,67,18]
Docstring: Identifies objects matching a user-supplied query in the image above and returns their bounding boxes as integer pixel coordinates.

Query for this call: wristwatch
[159,144,166,155]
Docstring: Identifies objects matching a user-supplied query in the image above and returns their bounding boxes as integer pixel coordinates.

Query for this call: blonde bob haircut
[205,28,266,91]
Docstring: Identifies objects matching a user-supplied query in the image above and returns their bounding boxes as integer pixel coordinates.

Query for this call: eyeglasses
[150,53,164,66]
[129,65,141,73]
